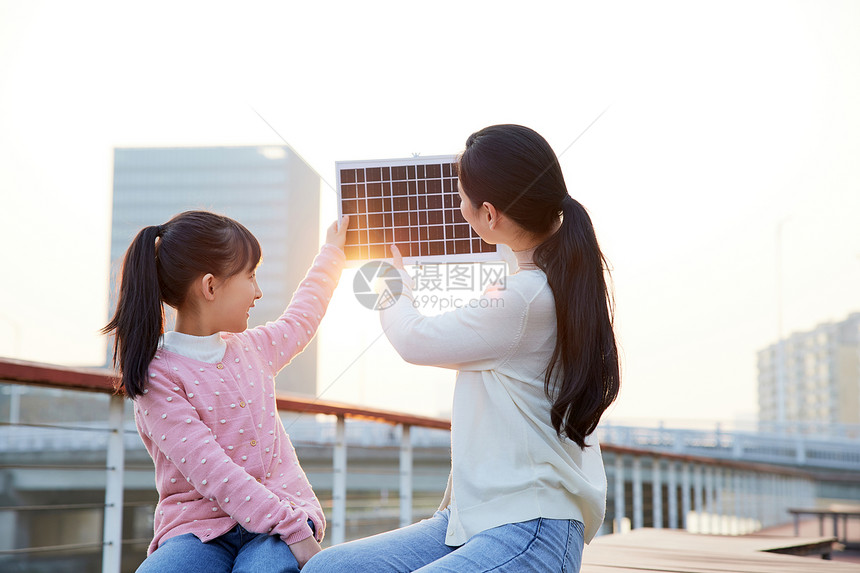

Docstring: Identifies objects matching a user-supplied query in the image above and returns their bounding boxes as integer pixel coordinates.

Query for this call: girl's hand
[389,244,405,271]
[325,215,349,251]
[288,535,322,569]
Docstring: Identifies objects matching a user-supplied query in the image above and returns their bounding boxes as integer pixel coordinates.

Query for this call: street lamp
[0,311,22,357]
[774,218,789,434]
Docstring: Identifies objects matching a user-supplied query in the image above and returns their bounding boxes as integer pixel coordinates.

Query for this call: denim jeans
[135,524,302,573]
[303,508,584,573]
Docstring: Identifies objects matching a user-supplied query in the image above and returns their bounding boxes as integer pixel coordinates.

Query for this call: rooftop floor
[583,527,859,572]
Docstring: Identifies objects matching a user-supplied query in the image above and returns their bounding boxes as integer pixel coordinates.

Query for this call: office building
[757,312,860,433]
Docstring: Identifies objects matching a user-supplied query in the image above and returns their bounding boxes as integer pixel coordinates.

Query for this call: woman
[305,124,619,572]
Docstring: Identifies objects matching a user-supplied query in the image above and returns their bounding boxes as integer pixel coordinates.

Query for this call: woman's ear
[200,273,216,301]
[483,202,501,231]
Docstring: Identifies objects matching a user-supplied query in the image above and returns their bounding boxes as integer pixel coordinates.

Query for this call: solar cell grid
[336,156,497,263]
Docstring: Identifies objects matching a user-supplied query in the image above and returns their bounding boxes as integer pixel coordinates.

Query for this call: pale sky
[1,0,859,426]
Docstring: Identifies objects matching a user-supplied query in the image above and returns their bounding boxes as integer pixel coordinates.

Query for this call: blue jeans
[303,508,584,573]
[135,525,301,573]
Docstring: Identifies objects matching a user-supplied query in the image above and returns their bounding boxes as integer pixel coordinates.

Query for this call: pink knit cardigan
[134,244,345,554]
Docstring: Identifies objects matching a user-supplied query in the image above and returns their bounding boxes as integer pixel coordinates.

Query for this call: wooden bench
[789,505,860,548]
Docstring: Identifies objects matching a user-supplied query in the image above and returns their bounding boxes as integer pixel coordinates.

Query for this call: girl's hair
[102,210,261,399]
[457,124,620,448]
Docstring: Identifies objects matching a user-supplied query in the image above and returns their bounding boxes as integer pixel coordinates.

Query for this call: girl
[103,210,348,572]
[304,125,620,573]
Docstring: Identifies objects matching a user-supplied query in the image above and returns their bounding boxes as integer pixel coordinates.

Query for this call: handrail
[0,356,451,431]
[275,395,451,430]
[602,443,814,479]
[0,356,114,392]
[0,356,816,477]
[1,356,826,483]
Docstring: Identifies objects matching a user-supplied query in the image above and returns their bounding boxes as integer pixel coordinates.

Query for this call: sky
[1,0,859,427]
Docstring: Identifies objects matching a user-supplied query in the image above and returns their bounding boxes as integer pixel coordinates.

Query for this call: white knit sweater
[380,251,607,546]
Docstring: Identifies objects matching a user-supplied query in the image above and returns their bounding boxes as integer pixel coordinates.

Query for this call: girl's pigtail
[103,225,165,399]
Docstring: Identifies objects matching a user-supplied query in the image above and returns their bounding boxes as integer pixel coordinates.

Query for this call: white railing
[0,358,451,572]
[0,358,838,573]
[602,446,817,535]
[598,423,860,471]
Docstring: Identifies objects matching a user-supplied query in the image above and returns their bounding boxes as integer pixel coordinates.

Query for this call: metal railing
[0,357,451,573]
[598,423,860,470]
[0,357,828,573]
[601,445,816,536]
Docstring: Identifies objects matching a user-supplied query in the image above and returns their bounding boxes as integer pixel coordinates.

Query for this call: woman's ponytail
[103,225,165,399]
[458,124,620,449]
[534,195,620,448]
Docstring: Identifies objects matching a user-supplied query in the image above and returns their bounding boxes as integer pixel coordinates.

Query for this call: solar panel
[336,155,498,264]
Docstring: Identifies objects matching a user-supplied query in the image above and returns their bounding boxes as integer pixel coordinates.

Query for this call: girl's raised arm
[247,217,348,374]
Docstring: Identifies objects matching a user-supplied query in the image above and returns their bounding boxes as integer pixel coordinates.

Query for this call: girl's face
[211,265,263,333]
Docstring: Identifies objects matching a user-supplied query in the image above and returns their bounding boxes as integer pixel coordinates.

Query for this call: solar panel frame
[336,155,499,265]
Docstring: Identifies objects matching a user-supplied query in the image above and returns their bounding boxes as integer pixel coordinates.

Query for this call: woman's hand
[325,215,349,251]
[389,244,405,271]
[288,535,322,569]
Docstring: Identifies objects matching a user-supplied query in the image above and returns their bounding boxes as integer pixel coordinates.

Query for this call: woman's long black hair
[102,210,261,399]
[457,124,620,448]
